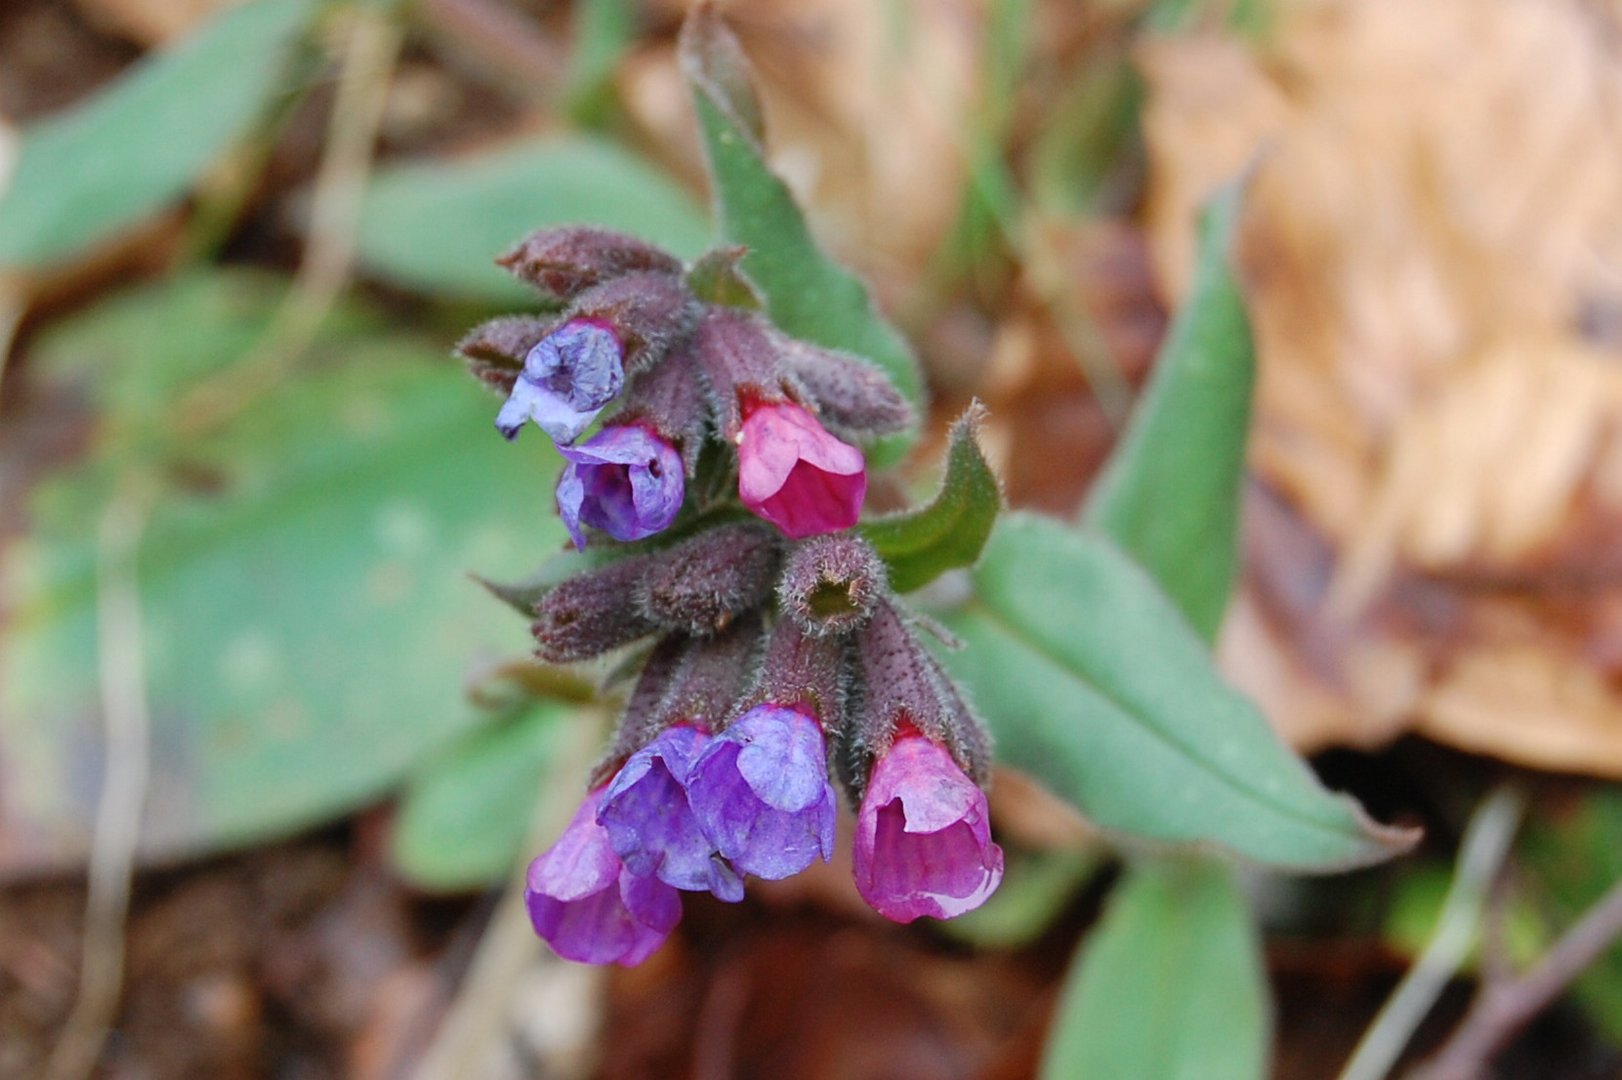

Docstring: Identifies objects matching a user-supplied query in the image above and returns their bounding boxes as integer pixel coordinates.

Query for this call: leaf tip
[677,0,766,153]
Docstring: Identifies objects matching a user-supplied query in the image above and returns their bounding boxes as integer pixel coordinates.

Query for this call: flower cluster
[463,227,1001,966]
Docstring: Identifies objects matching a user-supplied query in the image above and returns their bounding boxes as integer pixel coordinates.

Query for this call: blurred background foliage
[4,0,1622,1077]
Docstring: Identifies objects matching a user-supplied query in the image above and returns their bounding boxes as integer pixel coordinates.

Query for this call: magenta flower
[597,725,744,902]
[556,424,685,549]
[736,400,866,539]
[496,319,624,444]
[524,788,681,966]
[853,731,1004,922]
[685,704,837,880]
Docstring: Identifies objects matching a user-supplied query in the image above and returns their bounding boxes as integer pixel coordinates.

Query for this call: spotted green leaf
[0,271,562,874]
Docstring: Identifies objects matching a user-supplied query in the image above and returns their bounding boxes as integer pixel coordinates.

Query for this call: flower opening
[557,424,685,548]
[524,788,682,966]
[852,730,1004,923]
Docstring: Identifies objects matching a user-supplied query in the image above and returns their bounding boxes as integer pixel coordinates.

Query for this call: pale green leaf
[941,513,1416,871]
[0,271,563,873]
[1083,183,1254,640]
[1041,858,1269,1080]
[355,137,710,304]
[0,0,315,268]
[391,702,571,889]
[860,404,1000,593]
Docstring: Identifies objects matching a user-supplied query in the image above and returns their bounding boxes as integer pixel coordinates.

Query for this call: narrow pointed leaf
[860,404,1001,593]
[678,2,922,464]
[1041,858,1269,1080]
[0,0,315,268]
[1083,182,1254,640]
[941,513,1416,871]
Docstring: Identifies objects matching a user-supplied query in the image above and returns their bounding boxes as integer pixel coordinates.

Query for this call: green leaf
[354,136,711,305]
[941,513,1415,871]
[0,271,565,874]
[1082,182,1254,640]
[565,0,638,125]
[1041,858,1269,1080]
[677,3,923,465]
[391,702,570,889]
[0,0,315,268]
[859,404,1001,593]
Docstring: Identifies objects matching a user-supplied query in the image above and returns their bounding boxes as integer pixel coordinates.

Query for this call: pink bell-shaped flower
[852,729,1004,923]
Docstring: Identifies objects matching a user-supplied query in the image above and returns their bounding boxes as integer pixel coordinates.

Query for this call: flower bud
[499,226,683,299]
[531,554,658,663]
[565,272,699,378]
[738,399,866,539]
[778,338,913,440]
[637,523,781,636]
[525,787,682,965]
[777,533,886,636]
[456,314,554,394]
[557,424,686,548]
[494,319,624,444]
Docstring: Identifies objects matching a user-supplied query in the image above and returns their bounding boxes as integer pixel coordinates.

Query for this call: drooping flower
[686,704,837,880]
[495,319,624,444]
[852,730,1004,923]
[556,424,685,548]
[524,788,682,966]
[597,724,744,902]
[736,399,866,539]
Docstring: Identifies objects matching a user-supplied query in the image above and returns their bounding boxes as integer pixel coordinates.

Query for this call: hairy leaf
[860,404,1000,593]
[942,514,1416,871]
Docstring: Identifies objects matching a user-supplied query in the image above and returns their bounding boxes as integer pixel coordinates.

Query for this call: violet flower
[597,724,744,902]
[685,704,837,880]
[524,788,681,966]
[556,424,685,549]
[496,319,624,444]
[852,730,1004,923]
[736,400,866,539]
